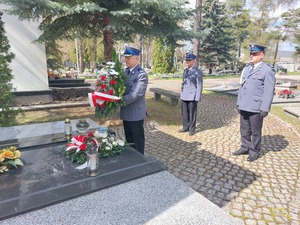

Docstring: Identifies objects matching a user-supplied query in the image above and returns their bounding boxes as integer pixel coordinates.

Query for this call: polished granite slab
[0,119,166,221]
[0,118,100,149]
[0,144,166,221]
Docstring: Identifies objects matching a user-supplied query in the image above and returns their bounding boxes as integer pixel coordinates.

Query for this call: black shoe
[247,154,259,162]
[233,149,249,156]
[189,131,195,136]
[179,129,188,133]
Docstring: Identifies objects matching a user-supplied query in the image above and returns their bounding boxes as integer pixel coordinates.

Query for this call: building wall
[1,4,49,92]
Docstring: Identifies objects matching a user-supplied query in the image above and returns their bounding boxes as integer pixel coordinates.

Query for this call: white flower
[105,146,111,151]
[112,141,117,146]
[106,62,115,66]
[101,139,108,143]
[110,70,119,75]
[116,139,125,146]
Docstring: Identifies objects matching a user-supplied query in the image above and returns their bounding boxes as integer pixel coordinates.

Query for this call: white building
[1,4,51,105]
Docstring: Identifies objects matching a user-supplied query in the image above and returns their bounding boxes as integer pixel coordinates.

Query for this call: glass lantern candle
[87,146,99,177]
[64,119,72,139]
[76,119,90,134]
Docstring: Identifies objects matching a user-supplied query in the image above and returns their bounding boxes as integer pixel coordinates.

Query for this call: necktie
[125,68,130,75]
[249,65,254,73]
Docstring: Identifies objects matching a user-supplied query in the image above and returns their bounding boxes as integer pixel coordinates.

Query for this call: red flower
[79,143,87,151]
[101,84,107,89]
[87,131,94,137]
[100,75,106,81]
[95,81,99,86]
[110,79,116,85]
[107,89,114,95]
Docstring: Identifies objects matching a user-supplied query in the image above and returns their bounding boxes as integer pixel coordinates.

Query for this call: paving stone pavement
[112,79,300,225]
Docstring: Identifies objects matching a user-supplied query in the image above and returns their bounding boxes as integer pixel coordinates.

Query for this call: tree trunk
[273,38,280,67]
[103,15,113,62]
[193,0,202,67]
[136,34,143,67]
[78,38,84,73]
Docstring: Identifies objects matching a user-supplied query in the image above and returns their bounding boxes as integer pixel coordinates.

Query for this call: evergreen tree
[0,11,19,127]
[199,1,234,73]
[281,8,300,45]
[225,0,250,70]
[2,0,193,62]
[153,37,175,74]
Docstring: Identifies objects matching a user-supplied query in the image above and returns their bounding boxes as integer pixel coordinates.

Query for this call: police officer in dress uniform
[120,46,148,155]
[179,52,203,136]
[233,44,276,162]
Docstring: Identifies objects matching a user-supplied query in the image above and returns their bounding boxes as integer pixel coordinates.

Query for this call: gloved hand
[260,111,268,118]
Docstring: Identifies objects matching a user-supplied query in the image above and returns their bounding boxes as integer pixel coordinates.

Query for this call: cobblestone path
[113,79,300,225]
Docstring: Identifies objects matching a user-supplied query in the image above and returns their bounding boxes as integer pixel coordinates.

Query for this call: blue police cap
[185,52,197,60]
[123,46,141,56]
[249,44,266,53]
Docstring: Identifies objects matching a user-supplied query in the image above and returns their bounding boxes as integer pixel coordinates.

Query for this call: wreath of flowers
[0,146,24,173]
[92,62,126,119]
[65,131,130,164]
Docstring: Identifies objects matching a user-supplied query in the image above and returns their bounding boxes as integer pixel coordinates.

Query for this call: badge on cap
[249,44,266,53]
[123,46,141,56]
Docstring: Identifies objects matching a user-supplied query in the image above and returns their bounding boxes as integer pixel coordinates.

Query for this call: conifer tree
[0,11,18,127]
[2,0,193,62]
[199,1,234,73]
[153,37,176,74]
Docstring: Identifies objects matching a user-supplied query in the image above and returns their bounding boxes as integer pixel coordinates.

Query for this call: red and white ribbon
[88,92,120,108]
[66,135,100,153]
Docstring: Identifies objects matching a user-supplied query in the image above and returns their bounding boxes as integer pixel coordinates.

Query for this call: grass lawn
[15,92,300,136]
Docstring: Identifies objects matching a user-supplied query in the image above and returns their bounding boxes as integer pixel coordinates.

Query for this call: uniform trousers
[181,100,198,132]
[123,120,145,155]
[240,110,264,155]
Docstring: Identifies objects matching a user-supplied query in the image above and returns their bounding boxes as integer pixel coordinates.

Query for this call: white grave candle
[89,154,97,170]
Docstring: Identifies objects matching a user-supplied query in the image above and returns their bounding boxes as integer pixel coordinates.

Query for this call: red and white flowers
[65,130,129,164]
[88,62,126,119]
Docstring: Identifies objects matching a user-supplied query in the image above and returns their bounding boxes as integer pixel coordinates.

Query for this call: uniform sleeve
[195,70,203,102]
[123,72,148,105]
[240,68,246,84]
[260,69,275,112]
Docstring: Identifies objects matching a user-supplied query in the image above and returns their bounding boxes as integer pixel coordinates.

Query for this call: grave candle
[89,154,97,170]
[87,147,99,177]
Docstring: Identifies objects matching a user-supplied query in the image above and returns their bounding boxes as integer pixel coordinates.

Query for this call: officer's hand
[260,111,268,118]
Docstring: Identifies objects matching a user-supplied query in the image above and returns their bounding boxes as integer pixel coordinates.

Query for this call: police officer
[120,46,148,155]
[179,52,203,136]
[234,44,276,162]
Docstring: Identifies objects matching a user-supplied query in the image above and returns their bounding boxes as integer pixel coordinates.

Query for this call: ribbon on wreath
[66,135,100,153]
[66,135,100,170]
[88,91,120,108]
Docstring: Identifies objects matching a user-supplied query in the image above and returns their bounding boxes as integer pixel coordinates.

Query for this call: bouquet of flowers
[88,62,126,119]
[65,131,130,164]
[277,89,295,99]
[0,146,24,173]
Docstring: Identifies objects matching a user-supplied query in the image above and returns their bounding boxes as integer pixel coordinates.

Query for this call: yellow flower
[14,150,21,158]
[2,150,16,159]
[0,153,4,162]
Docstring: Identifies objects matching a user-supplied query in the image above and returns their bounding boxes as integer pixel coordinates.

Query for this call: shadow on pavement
[261,134,289,156]
[146,127,259,208]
